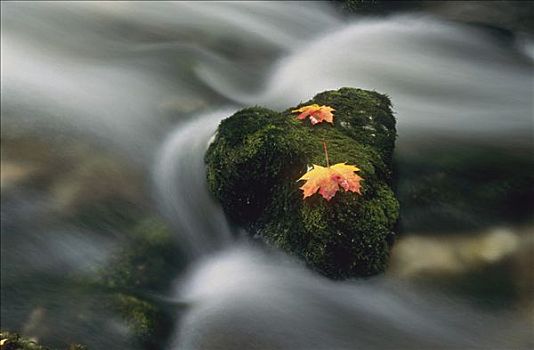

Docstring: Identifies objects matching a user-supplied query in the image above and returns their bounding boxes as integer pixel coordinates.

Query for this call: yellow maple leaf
[298,162,362,201]
[292,104,335,125]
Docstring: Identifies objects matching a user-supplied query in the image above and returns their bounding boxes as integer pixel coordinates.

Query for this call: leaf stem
[323,140,330,167]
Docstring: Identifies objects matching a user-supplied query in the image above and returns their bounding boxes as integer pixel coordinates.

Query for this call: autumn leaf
[292,104,335,125]
[298,163,362,201]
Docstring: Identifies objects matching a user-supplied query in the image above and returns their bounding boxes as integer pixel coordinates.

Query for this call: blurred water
[1,1,339,161]
[153,109,236,257]
[198,15,533,141]
[171,244,524,350]
[1,1,532,349]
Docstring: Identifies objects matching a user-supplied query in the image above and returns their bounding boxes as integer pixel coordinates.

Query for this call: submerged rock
[206,88,399,279]
[98,218,183,348]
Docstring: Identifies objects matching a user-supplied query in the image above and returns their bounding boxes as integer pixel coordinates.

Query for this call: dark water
[1,2,532,349]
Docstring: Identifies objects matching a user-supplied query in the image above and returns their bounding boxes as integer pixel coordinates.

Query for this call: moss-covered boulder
[206,87,399,279]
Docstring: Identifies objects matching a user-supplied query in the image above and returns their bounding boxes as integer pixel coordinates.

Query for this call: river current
[1,2,532,349]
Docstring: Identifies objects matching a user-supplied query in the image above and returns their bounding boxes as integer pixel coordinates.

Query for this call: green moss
[97,218,183,347]
[68,197,145,232]
[0,331,86,350]
[100,218,182,291]
[206,88,399,279]
[112,294,159,339]
[206,107,309,224]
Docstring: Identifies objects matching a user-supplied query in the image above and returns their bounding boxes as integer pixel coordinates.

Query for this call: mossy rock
[0,331,86,350]
[206,87,399,279]
[97,218,184,348]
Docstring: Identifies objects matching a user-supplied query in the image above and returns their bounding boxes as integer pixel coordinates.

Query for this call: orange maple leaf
[292,104,335,125]
[298,163,362,201]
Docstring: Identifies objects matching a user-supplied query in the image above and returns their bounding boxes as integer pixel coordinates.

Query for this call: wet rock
[389,227,522,278]
[388,226,534,312]
[338,1,534,34]
[1,136,148,230]
[0,162,39,190]
[396,141,534,233]
[98,218,183,348]
[0,330,86,350]
[206,87,399,279]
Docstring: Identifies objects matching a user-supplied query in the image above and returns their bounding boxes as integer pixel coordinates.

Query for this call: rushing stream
[1,2,532,349]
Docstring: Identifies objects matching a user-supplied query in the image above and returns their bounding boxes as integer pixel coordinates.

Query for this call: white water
[198,15,533,140]
[154,109,236,257]
[171,245,521,350]
[1,2,532,349]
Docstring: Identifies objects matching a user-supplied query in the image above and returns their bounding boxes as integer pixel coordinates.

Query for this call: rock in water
[206,88,399,279]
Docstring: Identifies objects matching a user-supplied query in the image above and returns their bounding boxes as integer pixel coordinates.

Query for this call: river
[1,2,532,349]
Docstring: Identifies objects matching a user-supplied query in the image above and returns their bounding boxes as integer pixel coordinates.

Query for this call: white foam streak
[153,110,236,258]
[201,16,533,140]
[171,245,522,350]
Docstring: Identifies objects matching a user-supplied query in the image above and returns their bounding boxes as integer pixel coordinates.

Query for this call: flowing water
[1,2,532,349]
